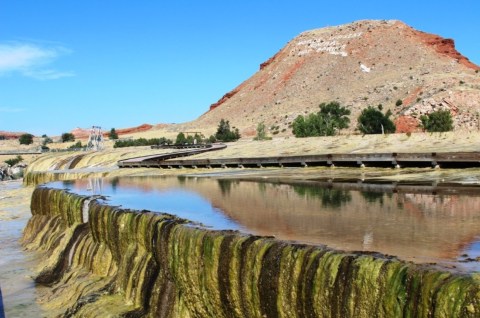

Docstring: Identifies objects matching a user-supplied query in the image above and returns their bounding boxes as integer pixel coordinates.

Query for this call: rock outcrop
[0,163,27,181]
[183,20,480,135]
[23,187,480,317]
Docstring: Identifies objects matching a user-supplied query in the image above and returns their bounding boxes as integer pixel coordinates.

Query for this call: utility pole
[86,126,104,151]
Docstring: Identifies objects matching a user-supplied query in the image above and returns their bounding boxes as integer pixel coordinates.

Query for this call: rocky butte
[182,19,480,136]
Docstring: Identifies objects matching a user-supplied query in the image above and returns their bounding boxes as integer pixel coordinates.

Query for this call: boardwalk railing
[118,150,480,169]
[151,144,213,150]
[118,143,227,168]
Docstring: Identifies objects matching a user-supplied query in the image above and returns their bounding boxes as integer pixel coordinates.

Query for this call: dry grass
[187,131,480,159]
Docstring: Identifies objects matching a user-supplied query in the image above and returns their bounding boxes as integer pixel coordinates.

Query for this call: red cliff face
[114,124,153,135]
[413,31,480,71]
[209,88,240,111]
[259,50,282,70]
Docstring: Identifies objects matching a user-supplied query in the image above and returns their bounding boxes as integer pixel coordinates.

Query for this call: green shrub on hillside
[5,155,23,166]
[357,105,396,134]
[61,133,75,142]
[19,133,34,145]
[292,102,351,137]
[215,119,240,142]
[420,110,453,132]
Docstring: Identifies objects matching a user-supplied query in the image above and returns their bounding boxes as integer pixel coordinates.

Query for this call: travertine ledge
[23,187,480,317]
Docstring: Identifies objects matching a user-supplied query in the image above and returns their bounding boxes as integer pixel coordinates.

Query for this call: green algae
[23,170,112,186]
[23,187,480,317]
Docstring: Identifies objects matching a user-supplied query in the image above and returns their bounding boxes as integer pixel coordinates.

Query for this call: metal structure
[86,126,104,151]
[86,178,104,195]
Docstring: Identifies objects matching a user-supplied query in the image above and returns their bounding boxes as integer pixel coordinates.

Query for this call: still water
[47,176,480,271]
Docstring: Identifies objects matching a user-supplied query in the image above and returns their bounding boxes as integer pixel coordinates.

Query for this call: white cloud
[0,106,26,113]
[0,42,74,80]
[23,68,75,80]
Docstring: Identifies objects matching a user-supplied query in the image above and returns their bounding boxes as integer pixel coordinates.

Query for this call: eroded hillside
[180,20,480,136]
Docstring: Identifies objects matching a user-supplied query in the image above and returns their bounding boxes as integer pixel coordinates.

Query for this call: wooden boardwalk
[118,143,227,167]
[118,149,480,169]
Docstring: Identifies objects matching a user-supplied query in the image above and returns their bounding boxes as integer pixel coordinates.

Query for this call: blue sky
[1,1,479,136]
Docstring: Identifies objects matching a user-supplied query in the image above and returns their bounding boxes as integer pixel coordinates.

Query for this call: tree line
[291,101,453,138]
[13,104,454,148]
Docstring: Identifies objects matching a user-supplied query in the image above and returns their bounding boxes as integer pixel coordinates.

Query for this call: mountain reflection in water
[47,176,480,271]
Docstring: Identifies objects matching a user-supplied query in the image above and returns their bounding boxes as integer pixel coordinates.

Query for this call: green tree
[357,105,396,134]
[208,135,217,143]
[292,102,351,137]
[19,133,34,145]
[61,132,75,142]
[254,122,271,140]
[420,110,453,132]
[215,119,241,142]
[193,133,204,144]
[292,116,307,137]
[175,132,187,145]
[109,128,119,140]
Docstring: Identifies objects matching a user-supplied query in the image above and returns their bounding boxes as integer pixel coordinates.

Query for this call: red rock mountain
[0,130,29,139]
[181,20,480,136]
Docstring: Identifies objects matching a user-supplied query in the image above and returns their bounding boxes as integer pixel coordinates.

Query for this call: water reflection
[85,178,104,195]
[47,176,480,271]
[360,191,387,205]
[217,179,235,195]
[293,185,352,208]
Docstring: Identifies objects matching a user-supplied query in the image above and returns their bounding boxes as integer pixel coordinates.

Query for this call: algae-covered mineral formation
[24,187,480,317]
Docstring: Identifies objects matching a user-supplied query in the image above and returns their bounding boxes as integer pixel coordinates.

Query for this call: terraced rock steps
[23,187,480,317]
